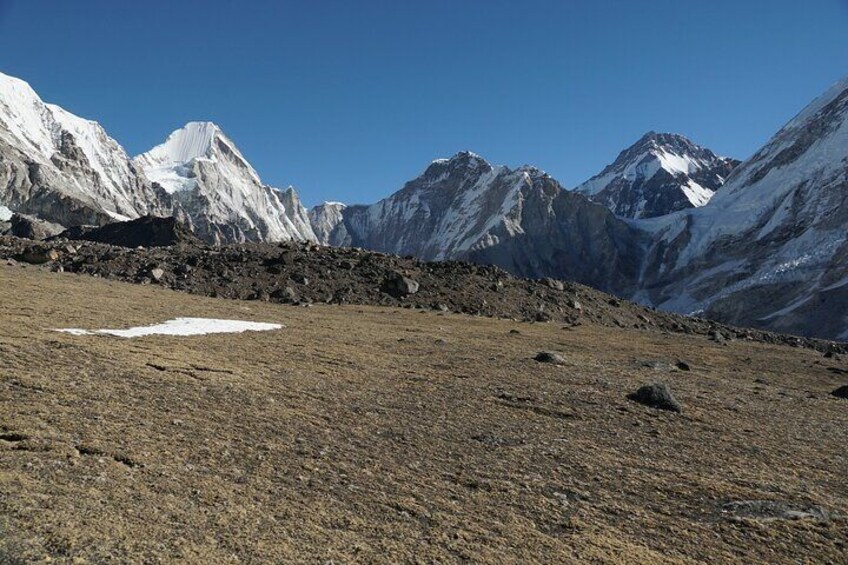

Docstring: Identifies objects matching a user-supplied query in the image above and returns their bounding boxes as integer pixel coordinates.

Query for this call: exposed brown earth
[1,262,847,563]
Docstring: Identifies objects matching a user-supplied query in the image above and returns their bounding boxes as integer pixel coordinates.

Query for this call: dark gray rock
[627,383,681,412]
[831,385,848,399]
[534,351,567,365]
[381,272,419,297]
[9,214,65,240]
[58,216,199,248]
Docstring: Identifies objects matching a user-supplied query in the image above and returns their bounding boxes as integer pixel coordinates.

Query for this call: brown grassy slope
[0,263,846,563]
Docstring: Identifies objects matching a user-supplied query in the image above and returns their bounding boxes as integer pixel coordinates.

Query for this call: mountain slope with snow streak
[575,132,738,219]
[318,151,645,294]
[638,76,848,338]
[0,71,169,226]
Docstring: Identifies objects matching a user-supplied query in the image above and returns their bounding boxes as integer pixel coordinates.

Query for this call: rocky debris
[17,246,59,265]
[0,234,845,354]
[381,272,420,298]
[9,214,65,240]
[627,383,682,412]
[675,361,691,371]
[534,351,567,365]
[56,216,200,248]
[543,278,565,291]
[709,329,728,344]
[721,500,831,522]
[830,385,848,399]
[150,268,165,282]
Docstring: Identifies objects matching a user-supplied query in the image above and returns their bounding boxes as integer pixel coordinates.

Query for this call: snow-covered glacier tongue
[134,122,316,244]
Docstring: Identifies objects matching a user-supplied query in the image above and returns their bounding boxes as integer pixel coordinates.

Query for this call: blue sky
[1,1,847,206]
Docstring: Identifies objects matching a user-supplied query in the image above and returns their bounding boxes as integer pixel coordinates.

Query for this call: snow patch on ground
[56,317,282,338]
[0,205,12,221]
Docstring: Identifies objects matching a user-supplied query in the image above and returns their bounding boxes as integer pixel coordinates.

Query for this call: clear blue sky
[1,1,847,206]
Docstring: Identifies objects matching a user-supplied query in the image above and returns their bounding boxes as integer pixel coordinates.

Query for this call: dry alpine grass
[0,263,846,563]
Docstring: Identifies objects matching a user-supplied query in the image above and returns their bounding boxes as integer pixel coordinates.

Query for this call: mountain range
[1,70,846,340]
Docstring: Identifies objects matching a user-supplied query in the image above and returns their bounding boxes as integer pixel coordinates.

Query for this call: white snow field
[56,317,283,338]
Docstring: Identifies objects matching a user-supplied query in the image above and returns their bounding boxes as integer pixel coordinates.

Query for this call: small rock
[535,309,552,322]
[150,268,165,281]
[675,361,691,371]
[709,329,727,344]
[627,383,681,412]
[534,351,567,365]
[18,247,59,265]
[543,278,564,291]
[830,385,848,399]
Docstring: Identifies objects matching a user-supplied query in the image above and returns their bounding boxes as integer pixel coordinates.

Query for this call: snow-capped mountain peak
[0,71,168,224]
[575,131,738,219]
[133,121,315,244]
[134,121,261,193]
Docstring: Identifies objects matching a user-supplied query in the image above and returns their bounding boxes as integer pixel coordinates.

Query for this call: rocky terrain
[0,231,844,355]
[2,67,848,339]
[1,261,847,563]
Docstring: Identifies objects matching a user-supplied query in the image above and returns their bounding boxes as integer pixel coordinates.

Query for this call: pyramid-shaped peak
[136,121,231,167]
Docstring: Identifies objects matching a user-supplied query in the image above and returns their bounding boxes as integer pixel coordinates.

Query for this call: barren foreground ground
[1,263,846,563]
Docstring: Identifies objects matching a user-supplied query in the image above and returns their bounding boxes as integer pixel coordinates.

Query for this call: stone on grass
[627,383,681,412]
[534,351,567,365]
[830,385,848,399]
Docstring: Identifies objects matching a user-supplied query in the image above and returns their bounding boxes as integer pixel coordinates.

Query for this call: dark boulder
[627,383,681,412]
[534,351,567,365]
[381,271,420,297]
[831,385,848,399]
[10,214,65,240]
[57,216,200,248]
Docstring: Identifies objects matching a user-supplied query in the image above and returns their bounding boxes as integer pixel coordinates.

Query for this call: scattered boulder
[381,271,419,298]
[10,214,65,240]
[627,383,681,412]
[534,351,567,365]
[709,329,727,344]
[542,278,564,291]
[17,246,59,265]
[58,216,199,248]
[831,385,848,399]
[150,268,165,282]
[271,286,298,303]
[675,361,691,371]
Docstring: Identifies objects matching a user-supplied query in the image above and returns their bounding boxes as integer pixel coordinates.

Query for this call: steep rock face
[639,77,848,339]
[321,151,644,294]
[575,132,738,219]
[0,72,170,226]
[134,122,316,244]
[309,201,347,246]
